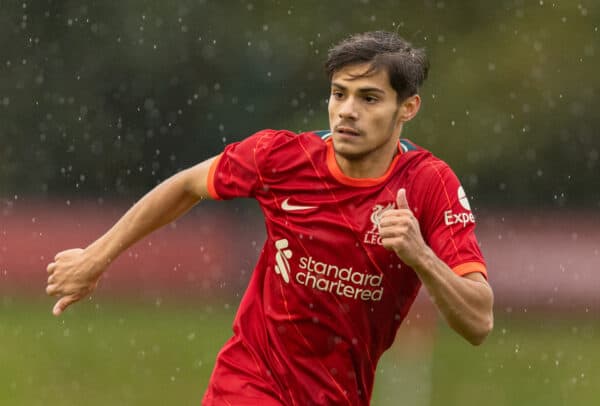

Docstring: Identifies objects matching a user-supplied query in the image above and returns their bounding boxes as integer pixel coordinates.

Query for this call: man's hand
[46,248,104,316]
[379,188,427,267]
[380,188,493,345]
[44,157,217,317]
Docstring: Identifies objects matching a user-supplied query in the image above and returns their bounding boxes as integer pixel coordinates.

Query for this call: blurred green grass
[1,297,598,405]
[1,297,232,406]
[427,317,599,406]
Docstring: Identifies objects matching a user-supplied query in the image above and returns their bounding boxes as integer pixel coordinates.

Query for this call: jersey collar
[325,138,403,187]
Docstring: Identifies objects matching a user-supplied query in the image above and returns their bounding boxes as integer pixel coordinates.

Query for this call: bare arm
[379,189,494,345]
[405,250,493,345]
[46,156,218,316]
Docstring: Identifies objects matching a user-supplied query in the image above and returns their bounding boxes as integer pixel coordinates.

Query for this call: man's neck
[335,142,399,179]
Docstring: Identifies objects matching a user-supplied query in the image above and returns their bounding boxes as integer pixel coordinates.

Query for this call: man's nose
[338,98,359,120]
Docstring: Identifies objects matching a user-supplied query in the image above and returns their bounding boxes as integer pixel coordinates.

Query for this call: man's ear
[398,94,421,122]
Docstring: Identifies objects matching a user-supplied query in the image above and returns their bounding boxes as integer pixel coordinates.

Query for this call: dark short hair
[325,31,429,101]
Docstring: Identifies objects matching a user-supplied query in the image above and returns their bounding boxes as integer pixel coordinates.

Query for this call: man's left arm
[379,189,493,345]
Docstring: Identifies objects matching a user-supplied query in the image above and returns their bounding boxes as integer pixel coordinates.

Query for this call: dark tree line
[1,1,598,208]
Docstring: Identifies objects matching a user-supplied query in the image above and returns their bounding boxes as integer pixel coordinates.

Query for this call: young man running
[46,31,493,405]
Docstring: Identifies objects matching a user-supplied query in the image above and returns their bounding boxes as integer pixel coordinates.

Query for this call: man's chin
[332,141,367,161]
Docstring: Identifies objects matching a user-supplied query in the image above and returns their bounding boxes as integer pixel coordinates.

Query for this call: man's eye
[365,96,378,103]
[332,91,344,99]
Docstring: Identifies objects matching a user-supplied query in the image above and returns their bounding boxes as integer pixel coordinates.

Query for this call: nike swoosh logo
[281,198,317,211]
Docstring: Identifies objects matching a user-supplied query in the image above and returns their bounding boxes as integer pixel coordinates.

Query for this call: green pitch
[1,297,598,406]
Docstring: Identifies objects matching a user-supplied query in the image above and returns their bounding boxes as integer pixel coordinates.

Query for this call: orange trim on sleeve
[452,261,487,279]
[206,153,223,200]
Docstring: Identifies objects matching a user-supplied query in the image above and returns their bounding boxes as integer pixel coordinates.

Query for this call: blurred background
[1,1,598,405]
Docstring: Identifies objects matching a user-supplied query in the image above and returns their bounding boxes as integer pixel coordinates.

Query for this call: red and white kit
[203,129,486,405]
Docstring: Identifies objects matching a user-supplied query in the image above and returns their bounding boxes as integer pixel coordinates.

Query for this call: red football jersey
[203,129,486,405]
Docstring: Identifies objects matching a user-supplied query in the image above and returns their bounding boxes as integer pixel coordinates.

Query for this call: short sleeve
[415,160,487,278]
[207,129,292,200]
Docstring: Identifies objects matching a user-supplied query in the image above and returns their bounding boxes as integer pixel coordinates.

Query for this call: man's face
[328,63,404,162]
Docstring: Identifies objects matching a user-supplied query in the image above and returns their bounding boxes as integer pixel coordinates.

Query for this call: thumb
[52,294,81,316]
[396,188,410,210]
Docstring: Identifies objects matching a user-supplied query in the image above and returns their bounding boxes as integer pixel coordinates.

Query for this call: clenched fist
[46,248,104,316]
[378,188,428,268]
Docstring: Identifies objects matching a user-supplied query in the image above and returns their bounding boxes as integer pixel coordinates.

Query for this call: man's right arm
[45,156,219,316]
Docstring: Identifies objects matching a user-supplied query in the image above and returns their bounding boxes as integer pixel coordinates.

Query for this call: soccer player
[46,31,493,405]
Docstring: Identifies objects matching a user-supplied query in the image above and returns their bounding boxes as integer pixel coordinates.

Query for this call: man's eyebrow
[331,82,385,94]
[331,82,347,90]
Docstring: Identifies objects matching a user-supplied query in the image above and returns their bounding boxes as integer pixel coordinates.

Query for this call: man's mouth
[335,126,361,136]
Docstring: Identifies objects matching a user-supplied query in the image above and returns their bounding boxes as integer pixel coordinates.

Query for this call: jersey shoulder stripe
[311,130,332,140]
[399,138,419,152]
